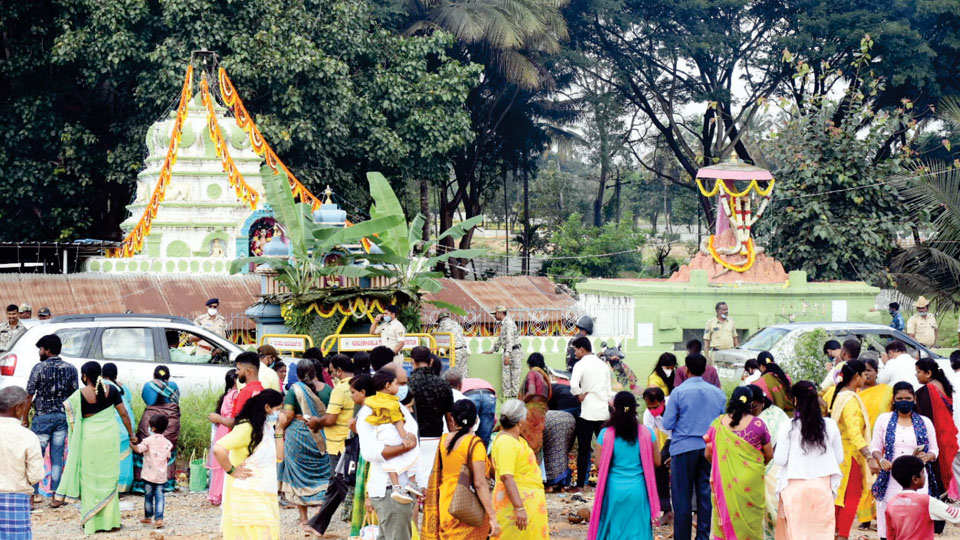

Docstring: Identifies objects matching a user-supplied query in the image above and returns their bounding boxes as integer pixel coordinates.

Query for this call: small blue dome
[262,236,290,257]
[313,203,347,226]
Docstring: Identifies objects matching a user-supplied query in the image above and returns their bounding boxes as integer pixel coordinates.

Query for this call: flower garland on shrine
[217,68,322,210]
[200,76,259,210]
[112,66,194,258]
[696,177,774,273]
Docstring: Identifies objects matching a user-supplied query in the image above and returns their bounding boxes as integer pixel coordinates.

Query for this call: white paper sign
[831,300,848,322]
[636,323,654,347]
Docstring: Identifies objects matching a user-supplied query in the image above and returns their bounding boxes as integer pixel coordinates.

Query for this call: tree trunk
[594,163,607,227]
[419,179,430,243]
[614,166,622,224]
[522,167,530,275]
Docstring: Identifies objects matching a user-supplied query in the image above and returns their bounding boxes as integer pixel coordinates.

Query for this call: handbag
[349,509,379,540]
[337,436,361,485]
[448,436,490,527]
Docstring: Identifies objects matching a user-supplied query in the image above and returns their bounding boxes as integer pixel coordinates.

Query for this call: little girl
[364,370,420,503]
[132,415,173,528]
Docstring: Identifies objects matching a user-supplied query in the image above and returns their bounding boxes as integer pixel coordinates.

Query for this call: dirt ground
[29,488,960,539]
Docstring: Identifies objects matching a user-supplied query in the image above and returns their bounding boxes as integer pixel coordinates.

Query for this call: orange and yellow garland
[708,235,756,273]
[200,76,259,210]
[113,66,194,257]
[217,68,323,211]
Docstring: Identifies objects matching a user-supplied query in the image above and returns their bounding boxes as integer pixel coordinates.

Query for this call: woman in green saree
[704,386,774,540]
[55,361,136,535]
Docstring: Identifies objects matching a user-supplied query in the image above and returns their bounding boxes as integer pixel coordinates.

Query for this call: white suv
[0,314,246,395]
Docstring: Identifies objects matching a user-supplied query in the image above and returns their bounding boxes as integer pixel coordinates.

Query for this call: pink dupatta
[587,425,660,540]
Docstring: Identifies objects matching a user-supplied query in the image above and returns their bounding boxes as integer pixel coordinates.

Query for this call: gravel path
[30,489,960,539]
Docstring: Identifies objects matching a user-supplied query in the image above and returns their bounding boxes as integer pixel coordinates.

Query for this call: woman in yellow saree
[55,362,136,535]
[856,357,891,526]
[704,387,774,540]
[827,360,874,540]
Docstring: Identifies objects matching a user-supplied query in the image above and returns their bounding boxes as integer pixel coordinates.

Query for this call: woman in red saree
[914,358,958,497]
[519,353,552,454]
[704,386,774,540]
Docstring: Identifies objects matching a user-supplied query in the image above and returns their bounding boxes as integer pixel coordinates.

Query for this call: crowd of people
[8,310,960,540]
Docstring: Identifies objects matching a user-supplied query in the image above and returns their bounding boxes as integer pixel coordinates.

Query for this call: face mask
[208,308,218,316]
[382,315,392,323]
[396,384,409,401]
[894,401,915,414]
[649,405,665,417]
[719,313,727,319]
[921,312,928,317]
[662,368,674,376]
[890,310,896,315]
[266,412,278,423]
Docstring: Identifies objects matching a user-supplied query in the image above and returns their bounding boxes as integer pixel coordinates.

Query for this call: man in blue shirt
[662,353,726,540]
[889,302,905,332]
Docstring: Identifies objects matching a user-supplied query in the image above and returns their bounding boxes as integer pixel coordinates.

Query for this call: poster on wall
[831,300,848,322]
[636,323,654,347]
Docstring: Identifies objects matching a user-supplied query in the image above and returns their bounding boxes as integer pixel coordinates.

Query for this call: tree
[890,97,960,310]
[397,0,575,277]
[566,0,960,221]
[758,48,916,282]
[0,0,478,241]
[540,212,645,284]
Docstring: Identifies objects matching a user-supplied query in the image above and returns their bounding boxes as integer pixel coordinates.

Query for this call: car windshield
[739,327,791,351]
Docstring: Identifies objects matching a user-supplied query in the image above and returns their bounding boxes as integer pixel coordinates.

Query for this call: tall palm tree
[404,0,568,90]
[890,97,960,309]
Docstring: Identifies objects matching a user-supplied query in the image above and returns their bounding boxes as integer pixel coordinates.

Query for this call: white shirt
[774,417,845,496]
[895,490,960,523]
[642,397,671,439]
[357,403,419,498]
[570,354,613,422]
[878,353,922,390]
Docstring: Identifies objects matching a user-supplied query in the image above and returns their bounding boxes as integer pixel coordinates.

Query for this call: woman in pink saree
[206,369,239,506]
[704,386,774,540]
[587,391,661,540]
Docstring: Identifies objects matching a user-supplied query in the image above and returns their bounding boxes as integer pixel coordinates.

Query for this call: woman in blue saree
[101,363,134,493]
[278,361,331,530]
[133,365,181,493]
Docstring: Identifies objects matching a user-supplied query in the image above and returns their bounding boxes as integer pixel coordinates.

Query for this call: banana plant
[229,170,402,298]
[359,172,486,313]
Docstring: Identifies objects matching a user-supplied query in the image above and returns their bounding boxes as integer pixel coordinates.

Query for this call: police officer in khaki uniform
[18,303,32,320]
[907,296,938,348]
[371,304,406,366]
[194,298,228,338]
[0,304,26,351]
[437,312,469,375]
[484,306,522,399]
[704,301,738,359]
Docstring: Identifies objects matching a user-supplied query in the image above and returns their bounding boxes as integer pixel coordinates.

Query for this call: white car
[712,321,945,378]
[0,313,247,395]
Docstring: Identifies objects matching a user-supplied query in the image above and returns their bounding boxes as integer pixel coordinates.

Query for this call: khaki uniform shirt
[376,318,406,364]
[704,317,737,350]
[437,318,467,351]
[492,316,521,354]
[907,313,938,347]
[194,313,228,338]
[0,321,26,351]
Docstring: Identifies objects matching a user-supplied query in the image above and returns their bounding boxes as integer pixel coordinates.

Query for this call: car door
[92,326,160,391]
[157,326,233,394]
[52,326,97,375]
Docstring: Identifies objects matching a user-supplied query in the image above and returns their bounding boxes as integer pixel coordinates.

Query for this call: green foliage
[131,385,220,461]
[790,328,831,384]
[890,99,960,311]
[0,0,478,241]
[759,50,914,283]
[541,212,645,284]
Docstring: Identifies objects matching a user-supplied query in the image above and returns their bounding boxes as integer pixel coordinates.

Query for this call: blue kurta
[596,428,654,540]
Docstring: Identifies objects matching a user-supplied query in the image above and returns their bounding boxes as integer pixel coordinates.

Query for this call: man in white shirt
[357,364,419,540]
[878,340,921,389]
[569,336,612,491]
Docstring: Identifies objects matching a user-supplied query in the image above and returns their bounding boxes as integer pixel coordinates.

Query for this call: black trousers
[657,440,672,512]
[575,418,603,487]
[307,453,345,535]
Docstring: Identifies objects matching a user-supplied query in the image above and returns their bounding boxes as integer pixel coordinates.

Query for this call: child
[886,455,960,539]
[364,370,420,503]
[132,414,173,528]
